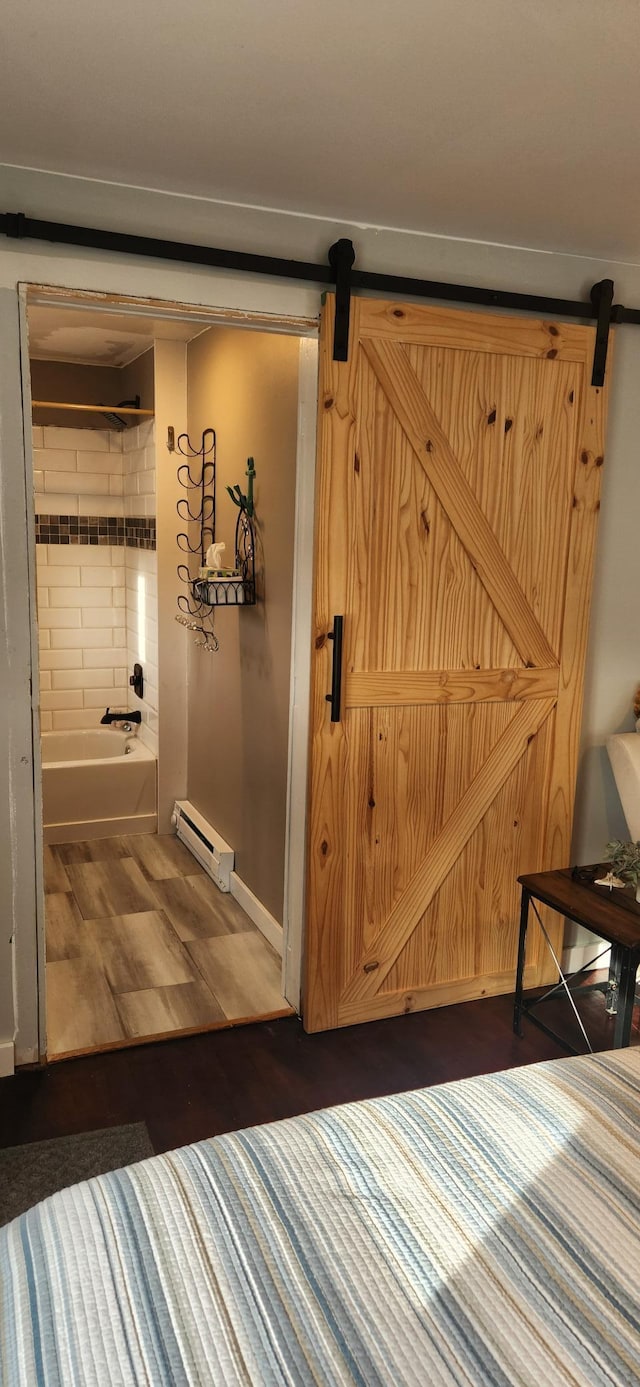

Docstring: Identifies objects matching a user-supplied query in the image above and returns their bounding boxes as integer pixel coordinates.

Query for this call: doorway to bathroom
[23,286,316,1061]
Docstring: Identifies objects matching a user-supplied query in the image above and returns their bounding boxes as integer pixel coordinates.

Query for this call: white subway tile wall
[36,543,128,717]
[125,546,159,753]
[34,424,158,754]
[34,426,120,516]
[123,419,155,518]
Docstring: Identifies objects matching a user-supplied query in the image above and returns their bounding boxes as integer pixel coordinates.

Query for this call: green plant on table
[604,839,640,887]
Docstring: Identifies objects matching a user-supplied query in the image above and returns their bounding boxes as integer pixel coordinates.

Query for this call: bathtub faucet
[100,708,142,726]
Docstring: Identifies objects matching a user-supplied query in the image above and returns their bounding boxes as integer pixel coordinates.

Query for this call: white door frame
[283,337,318,1010]
[15,281,318,1062]
[15,287,47,1064]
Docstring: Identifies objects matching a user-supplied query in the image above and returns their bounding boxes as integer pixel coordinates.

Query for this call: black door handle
[325,615,344,723]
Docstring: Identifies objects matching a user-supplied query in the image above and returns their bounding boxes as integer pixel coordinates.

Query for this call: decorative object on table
[602,839,640,901]
[174,428,220,652]
[594,870,626,890]
[193,457,257,609]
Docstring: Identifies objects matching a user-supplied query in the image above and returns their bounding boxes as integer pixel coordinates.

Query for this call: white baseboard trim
[0,1040,15,1078]
[562,942,611,974]
[230,873,283,956]
[14,1043,39,1067]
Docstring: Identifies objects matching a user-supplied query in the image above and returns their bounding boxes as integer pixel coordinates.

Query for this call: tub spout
[100,708,142,725]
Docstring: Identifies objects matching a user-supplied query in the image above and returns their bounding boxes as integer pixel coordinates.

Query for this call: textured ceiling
[28,306,201,365]
[2,0,640,260]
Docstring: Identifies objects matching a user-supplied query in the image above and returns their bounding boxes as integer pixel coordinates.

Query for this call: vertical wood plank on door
[305,297,360,1032]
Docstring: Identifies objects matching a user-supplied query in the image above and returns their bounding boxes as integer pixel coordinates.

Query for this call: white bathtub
[42,729,157,844]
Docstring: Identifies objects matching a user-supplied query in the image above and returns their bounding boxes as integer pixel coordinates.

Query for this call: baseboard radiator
[171,799,283,955]
[171,800,234,892]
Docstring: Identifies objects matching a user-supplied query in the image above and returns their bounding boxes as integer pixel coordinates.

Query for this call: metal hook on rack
[176,427,216,460]
[176,532,204,555]
[177,460,215,491]
[177,495,214,524]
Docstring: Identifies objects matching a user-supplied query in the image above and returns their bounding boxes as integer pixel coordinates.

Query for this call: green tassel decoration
[226,457,255,518]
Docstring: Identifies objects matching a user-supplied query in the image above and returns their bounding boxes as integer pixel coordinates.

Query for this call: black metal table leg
[613,948,639,1048]
[513,888,530,1036]
[605,944,622,1015]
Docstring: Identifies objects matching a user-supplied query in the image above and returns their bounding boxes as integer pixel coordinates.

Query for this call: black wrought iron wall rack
[174,428,219,652]
[175,432,257,651]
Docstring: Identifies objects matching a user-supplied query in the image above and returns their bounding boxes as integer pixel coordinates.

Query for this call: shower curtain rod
[2,209,635,384]
[31,401,154,416]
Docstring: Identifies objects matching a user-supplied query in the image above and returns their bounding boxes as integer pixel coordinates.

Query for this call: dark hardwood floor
[2,983,636,1155]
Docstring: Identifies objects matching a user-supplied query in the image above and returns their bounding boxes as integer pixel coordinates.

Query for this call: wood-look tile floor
[44,835,292,1060]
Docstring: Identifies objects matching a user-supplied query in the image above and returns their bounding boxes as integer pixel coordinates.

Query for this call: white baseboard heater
[171,799,284,956]
[171,800,234,892]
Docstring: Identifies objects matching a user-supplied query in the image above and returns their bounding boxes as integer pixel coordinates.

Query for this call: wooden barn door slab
[304,296,608,1032]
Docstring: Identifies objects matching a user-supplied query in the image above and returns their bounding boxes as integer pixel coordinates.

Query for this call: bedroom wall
[186,326,300,923]
[1,164,640,1064]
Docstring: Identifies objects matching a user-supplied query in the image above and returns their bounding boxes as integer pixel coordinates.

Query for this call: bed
[1,1049,640,1385]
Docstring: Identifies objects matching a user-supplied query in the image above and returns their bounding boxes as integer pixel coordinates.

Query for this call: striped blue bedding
[1,1048,640,1385]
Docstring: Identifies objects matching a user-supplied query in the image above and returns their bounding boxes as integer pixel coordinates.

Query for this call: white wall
[124,547,158,754]
[2,164,640,1064]
[123,421,158,754]
[186,326,301,922]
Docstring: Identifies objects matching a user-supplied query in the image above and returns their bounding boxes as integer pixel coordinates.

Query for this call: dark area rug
[0,1122,154,1225]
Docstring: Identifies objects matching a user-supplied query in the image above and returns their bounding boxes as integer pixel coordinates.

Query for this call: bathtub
[42,729,157,844]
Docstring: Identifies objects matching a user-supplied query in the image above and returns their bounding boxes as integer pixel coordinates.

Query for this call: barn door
[304,295,608,1032]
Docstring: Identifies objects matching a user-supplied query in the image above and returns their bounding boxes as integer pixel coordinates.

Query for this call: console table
[514,867,640,1052]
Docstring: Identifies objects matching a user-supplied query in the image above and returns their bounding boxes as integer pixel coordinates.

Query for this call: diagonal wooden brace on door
[361,338,558,670]
[340,696,557,1005]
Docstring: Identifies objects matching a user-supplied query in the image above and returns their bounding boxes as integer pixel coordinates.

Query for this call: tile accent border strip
[35,515,156,550]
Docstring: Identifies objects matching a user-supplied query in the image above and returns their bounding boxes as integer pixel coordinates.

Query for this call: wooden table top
[518,867,640,950]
